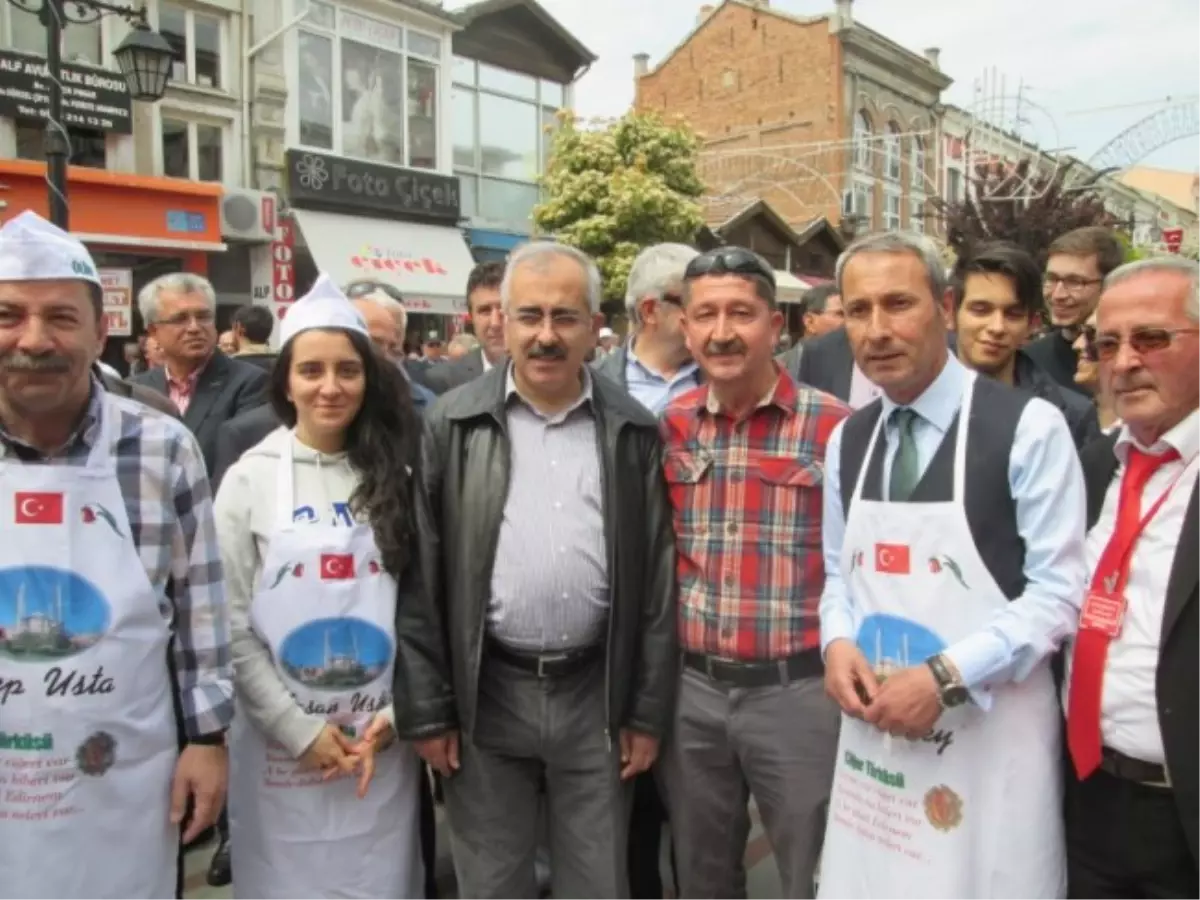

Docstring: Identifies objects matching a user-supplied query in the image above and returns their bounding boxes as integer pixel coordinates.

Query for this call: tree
[932,159,1120,270]
[534,110,705,308]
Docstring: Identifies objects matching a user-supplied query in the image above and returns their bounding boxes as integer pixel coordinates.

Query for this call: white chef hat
[0,210,101,287]
[279,272,369,347]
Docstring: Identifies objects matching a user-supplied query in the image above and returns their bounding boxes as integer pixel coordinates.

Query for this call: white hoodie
[213,426,394,757]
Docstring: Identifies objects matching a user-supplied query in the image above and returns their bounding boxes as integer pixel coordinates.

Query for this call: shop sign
[99,268,132,337]
[251,218,297,346]
[1163,227,1183,254]
[0,50,133,134]
[285,149,460,223]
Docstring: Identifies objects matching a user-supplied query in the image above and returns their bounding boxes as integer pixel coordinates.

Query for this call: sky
[517,0,1200,172]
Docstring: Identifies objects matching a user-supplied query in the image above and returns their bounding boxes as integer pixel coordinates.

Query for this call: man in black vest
[1064,257,1198,898]
[818,231,1087,896]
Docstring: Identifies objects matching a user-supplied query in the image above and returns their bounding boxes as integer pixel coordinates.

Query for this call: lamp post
[4,0,175,229]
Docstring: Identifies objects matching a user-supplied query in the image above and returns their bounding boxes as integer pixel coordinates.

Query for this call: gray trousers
[443,656,631,899]
[661,667,839,899]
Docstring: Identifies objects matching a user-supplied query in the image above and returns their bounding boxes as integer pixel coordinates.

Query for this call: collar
[481,349,495,372]
[237,343,273,356]
[701,364,796,418]
[627,336,700,384]
[1115,408,1199,464]
[165,354,211,388]
[879,353,966,434]
[505,362,594,422]
[0,377,105,459]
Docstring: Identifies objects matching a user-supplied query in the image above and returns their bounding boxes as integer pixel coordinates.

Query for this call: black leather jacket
[392,365,678,742]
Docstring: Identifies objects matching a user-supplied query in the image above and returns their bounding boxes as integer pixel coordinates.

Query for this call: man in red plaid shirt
[658,247,850,898]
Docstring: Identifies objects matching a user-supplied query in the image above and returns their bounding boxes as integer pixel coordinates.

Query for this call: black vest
[839,376,1032,600]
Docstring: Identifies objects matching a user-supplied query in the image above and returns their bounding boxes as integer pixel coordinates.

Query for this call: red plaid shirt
[661,368,850,661]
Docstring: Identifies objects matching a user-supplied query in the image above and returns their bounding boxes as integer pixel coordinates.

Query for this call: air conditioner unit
[220,188,279,243]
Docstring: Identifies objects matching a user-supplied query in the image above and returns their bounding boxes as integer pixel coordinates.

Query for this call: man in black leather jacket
[394,241,677,898]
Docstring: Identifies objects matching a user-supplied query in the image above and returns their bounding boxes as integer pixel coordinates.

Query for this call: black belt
[486,638,603,679]
[683,649,823,688]
[1100,747,1171,788]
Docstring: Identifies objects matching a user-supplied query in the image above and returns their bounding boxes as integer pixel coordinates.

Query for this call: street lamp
[3,0,175,228]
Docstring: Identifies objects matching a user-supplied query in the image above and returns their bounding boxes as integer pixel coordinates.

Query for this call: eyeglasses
[345,280,405,304]
[511,307,587,330]
[157,310,214,328]
[1043,274,1101,293]
[1092,327,1199,362]
[684,248,776,291]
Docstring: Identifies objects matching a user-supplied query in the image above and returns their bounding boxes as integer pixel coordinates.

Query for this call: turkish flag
[15,492,63,525]
[874,543,910,575]
[320,553,355,580]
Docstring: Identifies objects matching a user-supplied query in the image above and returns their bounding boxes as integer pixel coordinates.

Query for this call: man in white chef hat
[0,210,234,898]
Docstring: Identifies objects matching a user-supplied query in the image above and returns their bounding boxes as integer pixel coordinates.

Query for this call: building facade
[633,0,950,236]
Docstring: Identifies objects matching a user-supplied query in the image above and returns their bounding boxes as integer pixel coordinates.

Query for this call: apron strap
[951,371,978,503]
[85,392,121,469]
[276,432,297,531]
[850,405,888,503]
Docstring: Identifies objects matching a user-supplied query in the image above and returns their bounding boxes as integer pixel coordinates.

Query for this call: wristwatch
[926,654,970,708]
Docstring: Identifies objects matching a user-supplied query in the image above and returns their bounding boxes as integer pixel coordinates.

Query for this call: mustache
[528,343,567,360]
[704,338,746,356]
[0,351,72,373]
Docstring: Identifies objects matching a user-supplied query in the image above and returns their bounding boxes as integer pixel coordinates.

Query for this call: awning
[292,209,475,315]
[775,270,813,304]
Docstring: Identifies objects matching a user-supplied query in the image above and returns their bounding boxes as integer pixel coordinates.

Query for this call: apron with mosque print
[228,433,422,899]
[0,392,178,898]
[818,373,1066,899]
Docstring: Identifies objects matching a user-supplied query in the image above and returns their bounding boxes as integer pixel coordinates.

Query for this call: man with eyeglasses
[592,242,702,417]
[1025,226,1126,397]
[658,246,850,899]
[818,231,1086,897]
[131,273,269,474]
[399,240,676,898]
[1064,257,1199,899]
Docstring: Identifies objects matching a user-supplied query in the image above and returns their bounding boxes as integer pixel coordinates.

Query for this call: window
[479,178,539,228]
[853,112,872,171]
[159,2,225,89]
[9,5,101,63]
[161,117,224,182]
[909,195,925,234]
[478,63,536,100]
[452,56,475,85]
[884,190,902,231]
[16,122,106,167]
[456,174,477,219]
[911,136,925,189]
[452,86,476,169]
[294,6,443,170]
[946,168,964,204]
[884,123,901,181]
[479,93,537,180]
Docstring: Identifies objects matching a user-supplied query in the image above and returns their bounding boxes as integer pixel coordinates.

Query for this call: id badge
[1079,590,1127,638]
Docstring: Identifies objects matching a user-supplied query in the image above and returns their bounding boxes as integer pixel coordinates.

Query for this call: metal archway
[1088,99,1199,171]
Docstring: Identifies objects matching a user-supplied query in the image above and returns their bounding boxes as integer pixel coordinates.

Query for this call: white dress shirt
[848,362,882,410]
[1082,409,1199,764]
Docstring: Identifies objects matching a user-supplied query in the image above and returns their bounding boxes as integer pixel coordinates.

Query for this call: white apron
[818,374,1065,899]
[228,433,422,899]
[0,393,177,898]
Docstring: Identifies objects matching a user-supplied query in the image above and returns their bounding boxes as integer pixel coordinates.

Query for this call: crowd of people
[0,206,1195,900]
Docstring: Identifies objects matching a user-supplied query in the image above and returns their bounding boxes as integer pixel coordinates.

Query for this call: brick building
[633,0,952,236]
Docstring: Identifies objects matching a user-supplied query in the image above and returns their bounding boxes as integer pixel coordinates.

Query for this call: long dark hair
[269,329,420,579]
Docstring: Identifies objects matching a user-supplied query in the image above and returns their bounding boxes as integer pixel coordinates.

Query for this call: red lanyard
[1098,453,1197,596]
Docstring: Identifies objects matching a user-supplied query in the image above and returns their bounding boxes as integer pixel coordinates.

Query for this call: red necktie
[1067,446,1180,779]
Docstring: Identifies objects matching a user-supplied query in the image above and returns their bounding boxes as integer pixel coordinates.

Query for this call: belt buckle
[1148,763,1173,789]
[536,652,569,678]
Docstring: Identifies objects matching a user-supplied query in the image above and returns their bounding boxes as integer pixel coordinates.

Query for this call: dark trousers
[1067,769,1198,899]
[628,771,677,899]
[420,764,438,898]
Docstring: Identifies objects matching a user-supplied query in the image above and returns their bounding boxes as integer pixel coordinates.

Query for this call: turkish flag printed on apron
[818,373,1066,899]
[228,433,422,898]
[0,394,178,898]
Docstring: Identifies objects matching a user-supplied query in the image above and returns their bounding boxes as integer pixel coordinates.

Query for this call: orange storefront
[0,160,225,368]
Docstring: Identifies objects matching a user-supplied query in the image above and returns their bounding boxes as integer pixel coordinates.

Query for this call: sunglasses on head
[1091,326,1199,362]
[683,247,776,291]
[344,280,405,304]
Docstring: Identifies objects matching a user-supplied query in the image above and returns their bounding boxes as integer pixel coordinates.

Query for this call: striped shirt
[487,366,610,652]
[661,368,850,661]
[0,380,235,739]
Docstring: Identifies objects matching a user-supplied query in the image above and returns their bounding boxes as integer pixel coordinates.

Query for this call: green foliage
[534,111,706,302]
[932,159,1117,270]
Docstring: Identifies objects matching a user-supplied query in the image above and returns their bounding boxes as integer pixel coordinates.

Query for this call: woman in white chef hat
[213,274,425,898]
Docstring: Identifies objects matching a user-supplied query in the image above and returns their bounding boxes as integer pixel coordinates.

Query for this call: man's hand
[170,743,228,844]
[824,638,879,719]
[350,714,395,799]
[619,730,659,781]
[414,730,460,777]
[299,724,358,779]
[864,664,942,739]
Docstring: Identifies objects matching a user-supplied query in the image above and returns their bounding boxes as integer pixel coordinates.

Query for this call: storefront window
[479,178,539,229]
[479,93,537,180]
[452,86,476,170]
[478,63,536,101]
[407,58,437,170]
[9,5,101,64]
[297,32,334,149]
[452,56,474,86]
[341,38,406,165]
[17,122,105,168]
[407,30,440,59]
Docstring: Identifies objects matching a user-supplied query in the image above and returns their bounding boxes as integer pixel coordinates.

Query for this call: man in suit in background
[424,260,506,395]
[777,283,843,380]
[1065,257,1198,898]
[132,273,268,474]
[229,304,276,371]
